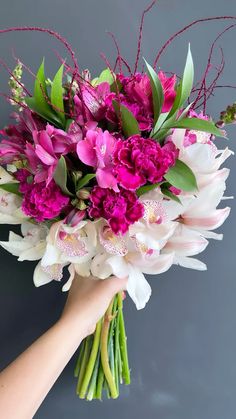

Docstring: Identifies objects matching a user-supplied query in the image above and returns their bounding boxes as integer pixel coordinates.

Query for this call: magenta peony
[89,186,144,234]
[113,135,179,190]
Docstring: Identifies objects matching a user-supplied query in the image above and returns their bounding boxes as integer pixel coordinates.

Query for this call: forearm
[0,317,84,419]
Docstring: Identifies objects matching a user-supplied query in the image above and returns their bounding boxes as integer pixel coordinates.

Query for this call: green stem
[76,336,91,394]
[86,349,101,401]
[79,319,102,399]
[74,340,85,378]
[96,363,105,400]
[118,293,131,385]
[101,297,118,399]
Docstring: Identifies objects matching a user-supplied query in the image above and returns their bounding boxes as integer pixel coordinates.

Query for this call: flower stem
[96,363,105,400]
[118,292,131,385]
[101,297,118,399]
[79,319,102,399]
[76,336,91,394]
[74,340,85,378]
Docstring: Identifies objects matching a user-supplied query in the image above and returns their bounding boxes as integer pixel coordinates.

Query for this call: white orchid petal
[41,244,61,266]
[33,262,53,287]
[91,253,113,279]
[62,264,75,292]
[183,207,230,230]
[126,265,151,310]
[106,255,128,279]
[174,255,207,271]
[18,242,46,261]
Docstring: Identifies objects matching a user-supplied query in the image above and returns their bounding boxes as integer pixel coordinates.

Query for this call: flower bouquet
[0,4,235,401]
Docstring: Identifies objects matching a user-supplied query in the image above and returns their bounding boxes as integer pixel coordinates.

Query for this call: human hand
[60,275,127,339]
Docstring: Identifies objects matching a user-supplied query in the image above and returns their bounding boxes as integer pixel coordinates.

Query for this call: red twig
[134,0,157,73]
[153,16,236,68]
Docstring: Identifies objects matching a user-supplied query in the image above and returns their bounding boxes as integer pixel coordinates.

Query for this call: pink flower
[105,74,153,131]
[0,109,44,164]
[158,71,177,112]
[74,82,110,124]
[89,186,144,234]
[17,172,70,222]
[28,123,79,185]
[113,135,178,190]
[77,128,119,191]
[183,110,212,147]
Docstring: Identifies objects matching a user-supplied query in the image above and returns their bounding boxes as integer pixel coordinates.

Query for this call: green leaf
[34,59,53,117]
[164,159,197,192]
[96,68,115,85]
[179,43,194,108]
[113,100,140,137]
[24,97,62,127]
[77,173,96,190]
[53,156,74,196]
[161,188,181,204]
[144,59,164,124]
[0,183,21,196]
[168,44,194,118]
[170,117,225,137]
[51,64,65,125]
[136,183,160,197]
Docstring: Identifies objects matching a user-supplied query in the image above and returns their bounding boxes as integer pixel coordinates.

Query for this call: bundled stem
[75,292,130,400]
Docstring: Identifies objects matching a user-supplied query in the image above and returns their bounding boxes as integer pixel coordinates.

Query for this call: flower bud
[76,188,90,200]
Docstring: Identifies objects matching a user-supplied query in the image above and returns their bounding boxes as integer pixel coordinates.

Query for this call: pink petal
[183,207,231,230]
[96,168,119,191]
[77,131,97,167]
[35,144,56,165]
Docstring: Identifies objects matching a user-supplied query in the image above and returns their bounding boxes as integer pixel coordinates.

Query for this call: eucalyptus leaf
[51,64,65,125]
[170,117,225,138]
[53,156,74,196]
[77,173,96,190]
[164,159,197,192]
[161,188,181,204]
[0,183,21,196]
[144,59,164,124]
[113,100,140,137]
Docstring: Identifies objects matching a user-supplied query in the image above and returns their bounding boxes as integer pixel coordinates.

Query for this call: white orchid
[91,221,175,310]
[0,166,26,224]
[0,221,48,261]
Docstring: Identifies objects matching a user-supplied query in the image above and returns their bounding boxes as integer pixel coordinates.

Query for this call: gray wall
[0,1,236,418]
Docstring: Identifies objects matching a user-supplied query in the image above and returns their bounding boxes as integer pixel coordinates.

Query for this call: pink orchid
[77,128,118,191]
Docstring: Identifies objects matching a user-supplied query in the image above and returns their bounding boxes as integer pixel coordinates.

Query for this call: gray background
[0,1,236,418]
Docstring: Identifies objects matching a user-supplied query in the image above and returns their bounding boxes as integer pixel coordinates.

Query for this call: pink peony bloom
[113,135,179,190]
[77,128,119,191]
[158,71,177,112]
[16,170,70,222]
[89,186,144,234]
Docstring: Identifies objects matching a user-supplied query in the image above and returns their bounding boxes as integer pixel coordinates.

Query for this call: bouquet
[0,5,235,401]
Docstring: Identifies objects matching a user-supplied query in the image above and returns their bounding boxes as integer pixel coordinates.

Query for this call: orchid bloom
[91,221,174,310]
[77,128,119,191]
[0,221,48,261]
[0,166,26,224]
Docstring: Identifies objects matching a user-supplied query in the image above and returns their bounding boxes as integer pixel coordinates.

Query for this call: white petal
[33,262,53,287]
[62,264,75,292]
[126,265,151,310]
[183,207,231,230]
[91,253,113,279]
[41,244,61,266]
[106,255,128,278]
[174,255,207,271]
